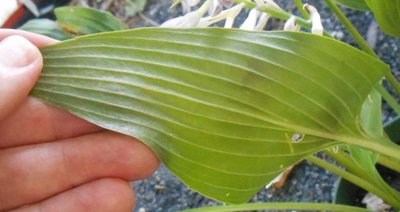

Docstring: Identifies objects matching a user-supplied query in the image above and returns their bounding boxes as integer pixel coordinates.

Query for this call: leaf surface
[55,6,127,35]
[125,0,148,16]
[31,28,388,203]
[365,0,400,37]
[19,19,72,40]
[350,88,400,199]
[334,0,369,10]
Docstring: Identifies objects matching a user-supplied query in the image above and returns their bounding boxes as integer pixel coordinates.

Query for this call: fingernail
[0,35,40,68]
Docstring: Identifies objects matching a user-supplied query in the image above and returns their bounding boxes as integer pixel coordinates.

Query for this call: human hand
[0,29,159,212]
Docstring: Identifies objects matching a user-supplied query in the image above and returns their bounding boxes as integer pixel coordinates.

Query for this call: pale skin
[0,29,160,212]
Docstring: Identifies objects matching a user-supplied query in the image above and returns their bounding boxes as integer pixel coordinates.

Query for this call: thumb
[0,35,43,120]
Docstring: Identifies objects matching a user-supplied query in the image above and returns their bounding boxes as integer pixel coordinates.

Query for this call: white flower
[284,15,300,32]
[223,3,245,28]
[171,0,201,13]
[198,2,244,28]
[255,12,270,31]
[208,0,222,16]
[240,8,270,31]
[20,0,40,17]
[208,0,235,16]
[240,8,260,30]
[255,0,282,11]
[161,0,211,28]
[304,4,323,35]
[219,0,234,8]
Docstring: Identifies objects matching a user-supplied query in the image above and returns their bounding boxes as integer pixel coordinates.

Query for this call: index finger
[0,97,102,148]
[0,30,102,148]
[0,28,58,47]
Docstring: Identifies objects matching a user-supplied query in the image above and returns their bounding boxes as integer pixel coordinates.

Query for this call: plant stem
[324,150,367,178]
[237,0,400,102]
[344,136,400,161]
[375,84,400,115]
[293,0,309,19]
[234,0,311,29]
[378,154,400,173]
[324,0,400,98]
[385,72,400,98]
[182,202,369,212]
[307,156,400,208]
[326,149,400,206]
[325,149,392,192]
[323,0,377,57]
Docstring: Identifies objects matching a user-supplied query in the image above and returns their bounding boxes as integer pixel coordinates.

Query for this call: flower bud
[304,4,323,35]
[240,8,260,30]
[255,12,270,31]
[284,15,300,32]
[255,0,282,11]
[198,3,245,28]
[171,0,201,13]
[208,0,222,16]
[162,0,211,28]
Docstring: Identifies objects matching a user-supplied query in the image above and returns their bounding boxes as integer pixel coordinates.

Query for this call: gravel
[66,0,400,211]
[134,160,338,212]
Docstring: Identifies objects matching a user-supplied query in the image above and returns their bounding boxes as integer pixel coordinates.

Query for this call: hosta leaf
[125,0,148,16]
[365,0,400,37]
[19,19,72,40]
[334,0,369,10]
[385,117,400,143]
[54,6,127,35]
[31,28,388,203]
[351,88,382,170]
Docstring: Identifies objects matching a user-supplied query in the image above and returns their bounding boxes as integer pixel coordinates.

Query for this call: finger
[0,97,102,148]
[0,29,58,47]
[0,35,43,120]
[12,178,135,212]
[0,30,100,148]
[0,131,159,211]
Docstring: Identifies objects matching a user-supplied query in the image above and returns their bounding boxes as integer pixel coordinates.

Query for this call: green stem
[323,0,377,57]
[326,149,400,206]
[385,72,400,98]
[324,0,400,98]
[293,0,309,18]
[181,202,369,212]
[378,154,400,173]
[300,127,400,161]
[375,84,400,115]
[343,136,400,161]
[325,149,392,191]
[234,0,311,29]
[235,0,333,36]
[236,0,400,98]
[324,150,367,178]
[307,156,400,208]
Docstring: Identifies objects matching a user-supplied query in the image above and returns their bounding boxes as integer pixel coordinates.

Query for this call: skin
[0,29,160,212]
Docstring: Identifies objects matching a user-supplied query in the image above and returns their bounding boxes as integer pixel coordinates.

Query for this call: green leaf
[19,19,72,40]
[182,202,370,212]
[349,87,400,201]
[384,117,400,143]
[364,0,400,37]
[31,28,388,203]
[334,0,370,10]
[54,6,127,35]
[125,0,147,16]
[350,88,382,171]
